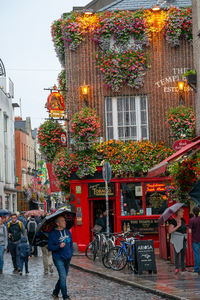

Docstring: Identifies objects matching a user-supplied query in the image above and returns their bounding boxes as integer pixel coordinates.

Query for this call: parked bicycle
[106,232,143,272]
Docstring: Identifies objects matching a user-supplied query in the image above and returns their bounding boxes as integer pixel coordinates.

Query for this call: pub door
[89,199,116,240]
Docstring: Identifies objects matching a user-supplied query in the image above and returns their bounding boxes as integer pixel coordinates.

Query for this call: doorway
[90,199,115,236]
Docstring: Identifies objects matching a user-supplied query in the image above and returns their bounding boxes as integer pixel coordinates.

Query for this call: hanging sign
[172,139,191,151]
[60,132,67,147]
[47,92,65,118]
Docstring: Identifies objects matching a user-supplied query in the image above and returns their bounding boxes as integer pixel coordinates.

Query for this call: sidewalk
[71,254,200,300]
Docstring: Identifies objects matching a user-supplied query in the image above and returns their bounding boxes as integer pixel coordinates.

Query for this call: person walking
[169,207,187,274]
[27,215,38,256]
[48,216,73,300]
[189,206,200,274]
[7,213,25,273]
[0,217,7,274]
[17,236,31,275]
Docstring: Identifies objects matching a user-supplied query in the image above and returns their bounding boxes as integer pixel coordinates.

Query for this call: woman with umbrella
[168,207,187,274]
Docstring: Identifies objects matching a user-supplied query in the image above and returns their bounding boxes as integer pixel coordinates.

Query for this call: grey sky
[1,0,89,129]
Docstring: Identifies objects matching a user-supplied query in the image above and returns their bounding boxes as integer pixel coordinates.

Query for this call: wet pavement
[0,252,169,300]
[71,254,200,300]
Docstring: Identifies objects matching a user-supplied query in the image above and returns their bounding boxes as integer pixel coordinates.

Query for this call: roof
[15,120,26,132]
[99,0,192,11]
[148,137,200,177]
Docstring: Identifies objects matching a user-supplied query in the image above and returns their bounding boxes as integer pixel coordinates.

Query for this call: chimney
[15,116,22,121]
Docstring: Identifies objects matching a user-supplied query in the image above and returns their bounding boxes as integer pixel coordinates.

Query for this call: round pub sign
[172,139,190,151]
[47,92,65,111]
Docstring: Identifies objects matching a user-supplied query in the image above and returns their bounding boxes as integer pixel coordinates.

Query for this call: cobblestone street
[0,253,170,300]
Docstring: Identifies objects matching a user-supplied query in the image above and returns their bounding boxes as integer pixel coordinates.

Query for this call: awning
[148,137,200,177]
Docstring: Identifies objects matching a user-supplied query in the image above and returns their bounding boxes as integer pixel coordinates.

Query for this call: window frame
[105,95,149,141]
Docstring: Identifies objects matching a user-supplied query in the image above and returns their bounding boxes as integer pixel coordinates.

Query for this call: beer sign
[47,92,65,118]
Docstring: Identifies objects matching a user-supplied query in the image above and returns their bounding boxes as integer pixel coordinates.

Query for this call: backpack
[7,221,22,230]
[27,220,37,233]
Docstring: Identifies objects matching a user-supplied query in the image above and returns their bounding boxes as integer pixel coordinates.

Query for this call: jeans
[192,242,200,272]
[8,241,20,270]
[174,239,186,270]
[53,257,71,299]
[20,256,29,273]
[0,245,5,270]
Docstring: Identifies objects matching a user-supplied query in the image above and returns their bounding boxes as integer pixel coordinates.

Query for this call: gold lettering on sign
[90,184,114,196]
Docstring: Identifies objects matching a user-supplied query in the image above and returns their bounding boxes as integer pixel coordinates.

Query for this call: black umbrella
[37,209,76,233]
[0,209,11,216]
[189,179,200,205]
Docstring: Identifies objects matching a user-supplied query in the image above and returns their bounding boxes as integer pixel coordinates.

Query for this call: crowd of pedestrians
[0,212,54,276]
[0,211,73,300]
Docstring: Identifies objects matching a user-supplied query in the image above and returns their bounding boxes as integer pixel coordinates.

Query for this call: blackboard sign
[135,240,157,275]
[121,219,158,234]
[88,183,115,198]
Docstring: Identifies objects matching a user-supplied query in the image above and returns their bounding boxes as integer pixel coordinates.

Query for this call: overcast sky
[0,0,89,129]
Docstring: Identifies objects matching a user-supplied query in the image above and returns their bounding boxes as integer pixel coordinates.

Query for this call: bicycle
[85,231,101,261]
[106,232,143,272]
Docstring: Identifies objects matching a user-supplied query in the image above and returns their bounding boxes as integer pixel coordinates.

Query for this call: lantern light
[152,6,161,12]
[83,9,94,15]
[178,81,185,91]
[81,84,89,95]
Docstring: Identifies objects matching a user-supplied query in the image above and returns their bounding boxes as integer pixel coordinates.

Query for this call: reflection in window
[120,183,143,216]
[145,191,168,215]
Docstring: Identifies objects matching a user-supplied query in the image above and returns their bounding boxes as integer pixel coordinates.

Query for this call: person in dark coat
[48,216,73,300]
[189,206,200,273]
[17,236,31,275]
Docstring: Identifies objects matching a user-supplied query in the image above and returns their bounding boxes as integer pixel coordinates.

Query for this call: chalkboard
[135,240,157,275]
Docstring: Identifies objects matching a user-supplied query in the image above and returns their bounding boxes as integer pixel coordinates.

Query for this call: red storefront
[70,168,171,251]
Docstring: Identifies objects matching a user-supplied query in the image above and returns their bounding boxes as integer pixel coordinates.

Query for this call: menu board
[135,240,157,275]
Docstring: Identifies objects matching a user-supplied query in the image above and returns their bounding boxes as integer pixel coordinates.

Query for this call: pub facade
[52,0,193,249]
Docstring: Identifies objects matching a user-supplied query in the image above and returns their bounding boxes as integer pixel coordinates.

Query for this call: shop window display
[120,183,143,216]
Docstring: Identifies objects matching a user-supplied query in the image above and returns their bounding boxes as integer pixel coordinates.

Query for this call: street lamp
[152,6,161,12]
[178,81,185,105]
[81,83,89,106]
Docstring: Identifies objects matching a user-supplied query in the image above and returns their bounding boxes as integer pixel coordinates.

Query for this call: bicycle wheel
[108,246,127,271]
[85,241,95,260]
[102,253,111,268]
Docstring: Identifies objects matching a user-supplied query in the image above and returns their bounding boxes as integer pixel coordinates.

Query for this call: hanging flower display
[166,106,195,139]
[166,155,200,203]
[58,70,66,91]
[51,18,65,66]
[94,10,148,47]
[94,139,173,177]
[95,49,147,91]
[164,7,192,47]
[70,107,100,149]
[53,148,99,184]
[23,179,48,202]
[37,120,64,162]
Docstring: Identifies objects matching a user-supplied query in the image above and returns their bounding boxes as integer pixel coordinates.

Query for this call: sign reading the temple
[154,68,193,93]
[88,183,115,198]
[47,92,65,118]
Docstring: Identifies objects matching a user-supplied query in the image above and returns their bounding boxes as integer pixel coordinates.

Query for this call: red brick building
[52,0,194,249]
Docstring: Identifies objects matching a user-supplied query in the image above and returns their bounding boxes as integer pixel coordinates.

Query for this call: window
[145,183,168,215]
[105,96,148,141]
[120,183,143,216]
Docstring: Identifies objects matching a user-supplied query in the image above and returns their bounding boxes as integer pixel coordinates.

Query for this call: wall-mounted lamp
[178,81,185,105]
[83,9,94,15]
[80,84,89,106]
[152,6,161,12]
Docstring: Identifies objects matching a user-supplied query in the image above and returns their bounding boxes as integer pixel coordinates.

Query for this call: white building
[0,59,17,211]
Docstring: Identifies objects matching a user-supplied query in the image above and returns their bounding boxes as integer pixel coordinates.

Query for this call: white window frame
[105,95,149,141]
